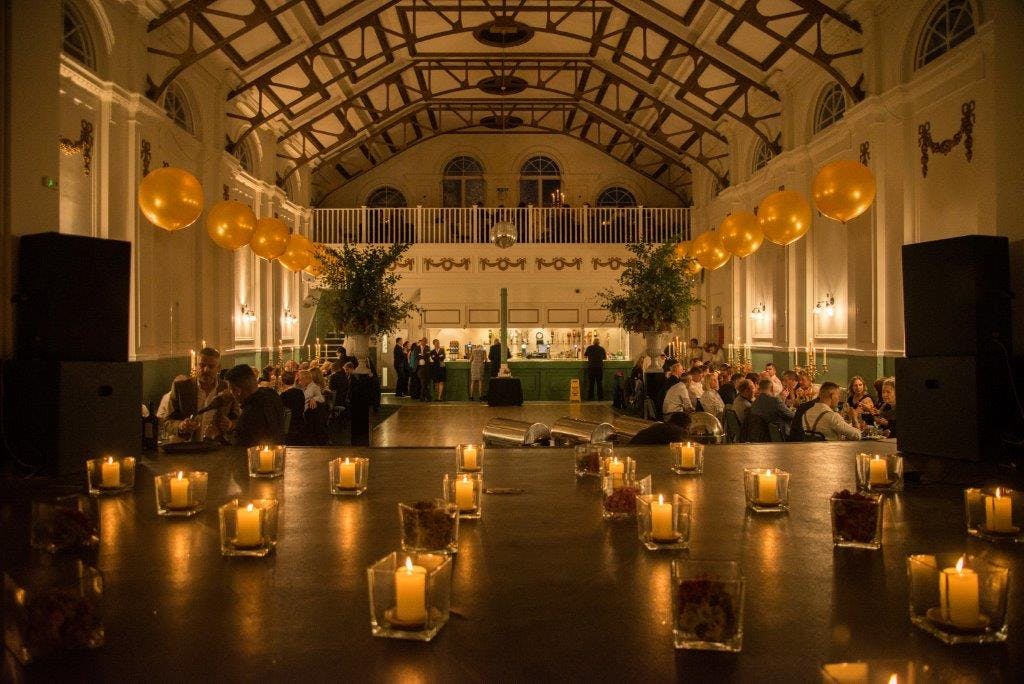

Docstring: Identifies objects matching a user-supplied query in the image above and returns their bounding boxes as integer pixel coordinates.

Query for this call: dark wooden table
[2,442,1021,681]
[486,377,523,406]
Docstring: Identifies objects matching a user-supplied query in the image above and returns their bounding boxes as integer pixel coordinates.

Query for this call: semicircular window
[442,156,485,207]
[163,83,195,135]
[596,186,637,207]
[62,1,96,69]
[916,0,976,69]
[752,138,774,173]
[233,141,254,175]
[366,186,407,208]
[813,83,846,134]
[519,156,561,207]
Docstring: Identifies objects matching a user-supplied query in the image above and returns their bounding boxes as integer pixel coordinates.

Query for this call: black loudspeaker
[902,235,1012,358]
[15,232,131,362]
[1,361,142,476]
[895,355,1010,461]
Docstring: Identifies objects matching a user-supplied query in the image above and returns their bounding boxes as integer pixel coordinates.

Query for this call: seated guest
[872,377,886,406]
[719,372,741,406]
[731,379,755,423]
[656,362,685,414]
[764,363,783,395]
[279,371,306,439]
[630,412,692,445]
[257,366,276,389]
[750,378,796,437]
[685,367,705,406]
[699,372,725,420]
[223,364,285,446]
[703,342,724,365]
[284,359,299,373]
[787,397,820,442]
[744,372,760,387]
[872,378,897,437]
[843,375,876,427]
[796,371,820,403]
[779,371,800,409]
[802,382,863,441]
[662,368,695,416]
[156,374,188,422]
[163,348,235,442]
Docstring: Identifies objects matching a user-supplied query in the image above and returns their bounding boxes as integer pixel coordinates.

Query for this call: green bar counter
[443,359,634,401]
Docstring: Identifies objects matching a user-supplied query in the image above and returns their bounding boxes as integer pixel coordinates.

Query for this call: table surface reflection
[2,442,1021,681]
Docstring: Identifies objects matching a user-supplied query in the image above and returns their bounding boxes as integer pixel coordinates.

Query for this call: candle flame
[955,556,965,573]
[405,556,414,572]
[461,474,469,483]
[246,503,255,513]
[106,456,115,465]
[765,468,772,476]
[995,487,1002,499]
[658,494,664,505]
[176,471,184,480]
[888,675,898,684]
[344,457,350,464]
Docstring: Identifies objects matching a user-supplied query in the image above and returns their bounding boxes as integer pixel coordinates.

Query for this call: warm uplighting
[750,302,767,320]
[814,292,836,317]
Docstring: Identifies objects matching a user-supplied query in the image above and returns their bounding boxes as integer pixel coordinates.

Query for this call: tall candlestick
[394,557,427,624]
[939,557,979,628]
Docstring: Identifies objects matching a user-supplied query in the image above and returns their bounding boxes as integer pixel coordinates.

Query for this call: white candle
[939,557,979,628]
[757,470,778,504]
[455,475,475,511]
[259,446,275,473]
[823,346,827,365]
[235,503,262,547]
[169,471,190,508]
[189,349,197,373]
[985,489,1013,532]
[609,457,625,488]
[651,494,675,541]
[678,443,696,469]
[462,445,478,470]
[869,457,889,485]
[339,458,356,488]
[101,458,120,488]
[395,557,427,624]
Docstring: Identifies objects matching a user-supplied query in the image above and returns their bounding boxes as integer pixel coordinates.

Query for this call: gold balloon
[250,218,290,260]
[278,234,312,272]
[304,243,327,277]
[692,231,731,271]
[138,167,204,231]
[674,240,702,276]
[718,211,763,258]
[812,159,877,223]
[757,190,812,246]
[206,200,257,250]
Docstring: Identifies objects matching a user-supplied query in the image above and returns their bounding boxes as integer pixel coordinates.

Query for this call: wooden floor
[371,399,619,446]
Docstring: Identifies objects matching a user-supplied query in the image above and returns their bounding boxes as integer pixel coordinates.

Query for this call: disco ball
[489,221,517,249]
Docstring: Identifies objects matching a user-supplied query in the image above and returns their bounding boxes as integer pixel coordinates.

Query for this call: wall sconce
[750,302,767,321]
[281,308,297,325]
[814,293,836,317]
[240,303,256,323]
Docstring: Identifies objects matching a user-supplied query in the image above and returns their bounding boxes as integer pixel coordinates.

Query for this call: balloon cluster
[136,167,326,276]
[683,159,876,272]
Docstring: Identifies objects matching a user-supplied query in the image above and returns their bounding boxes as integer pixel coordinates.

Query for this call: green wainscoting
[442,360,634,401]
[748,349,899,386]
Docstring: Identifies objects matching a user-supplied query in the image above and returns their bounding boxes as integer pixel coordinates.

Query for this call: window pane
[541,179,562,207]
[442,180,462,207]
[519,179,537,206]
[465,179,485,206]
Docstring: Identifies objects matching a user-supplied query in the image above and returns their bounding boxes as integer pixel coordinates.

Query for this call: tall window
[916,0,976,69]
[163,83,195,135]
[366,186,407,208]
[441,156,485,207]
[813,83,846,134]
[62,1,95,69]
[519,155,561,207]
[596,186,637,207]
[751,138,773,173]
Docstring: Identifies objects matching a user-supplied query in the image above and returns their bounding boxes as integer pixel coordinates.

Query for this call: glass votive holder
[30,494,99,554]
[743,468,790,513]
[821,660,934,683]
[367,551,453,641]
[86,456,135,495]
[600,455,636,480]
[443,473,482,519]
[855,453,904,492]
[670,441,705,475]
[455,444,484,473]
[154,471,208,517]
[399,499,460,555]
[601,474,651,519]
[672,559,744,652]
[964,487,1023,543]
[637,493,692,550]
[247,445,285,478]
[329,457,369,496]
[218,499,279,557]
[3,560,105,664]
[906,553,1009,644]
[574,442,612,478]
[830,490,883,549]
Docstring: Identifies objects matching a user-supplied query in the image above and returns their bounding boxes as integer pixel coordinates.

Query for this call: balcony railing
[311,206,690,244]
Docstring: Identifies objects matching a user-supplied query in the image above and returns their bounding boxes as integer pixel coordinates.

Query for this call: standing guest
[844,376,876,427]
[430,339,447,401]
[764,363,783,395]
[407,341,421,400]
[627,354,651,405]
[164,348,234,442]
[278,371,306,441]
[731,379,755,423]
[873,378,897,437]
[629,412,692,445]
[329,360,349,403]
[223,364,285,447]
[750,378,796,437]
[703,342,724,365]
[393,338,408,398]
[796,371,820,403]
[779,371,800,408]
[583,336,608,401]
[488,338,503,378]
[719,372,741,406]
[469,344,487,400]
[416,338,432,401]
[699,372,725,420]
[687,338,700,363]
[802,382,863,441]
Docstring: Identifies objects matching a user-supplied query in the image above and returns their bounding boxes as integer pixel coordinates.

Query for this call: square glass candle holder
[247,445,285,478]
[855,453,904,492]
[218,499,279,557]
[30,494,99,554]
[574,442,613,478]
[637,494,692,550]
[601,474,652,519]
[964,487,1023,543]
[906,553,1009,645]
[743,468,790,513]
[821,660,935,683]
[86,456,135,495]
[443,473,482,519]
[455,444,484,473]
[154,471,208,517]
[330,457,369,496]
[830,490,883,549]
[670,441,705,475]
[399,500,460,555]
[3,560,105,664]
[672,559,745,652]
[600,455,636,481]
[367,552,452,641]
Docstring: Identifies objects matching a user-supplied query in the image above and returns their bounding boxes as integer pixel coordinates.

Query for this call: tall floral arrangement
[596,242,702,333]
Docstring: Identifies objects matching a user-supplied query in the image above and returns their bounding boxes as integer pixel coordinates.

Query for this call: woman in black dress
[430,339,447,401]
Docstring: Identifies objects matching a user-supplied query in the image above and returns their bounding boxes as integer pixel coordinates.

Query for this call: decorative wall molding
[424,257,470,272]
[918,100,975,178]
[859,141,870,166]
[536,257,582,271]
[141,139,152,176]
[222,184,230,201]
[390,257,415,272]
[59,119,93,175]
[592,256,630,271]
[480,257,526,271]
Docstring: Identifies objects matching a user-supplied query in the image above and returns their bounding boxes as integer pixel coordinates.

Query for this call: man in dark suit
[749,378,796,438]
[583,337,608,401]
[223,364,285,447]
[278,371,306,443]
[488,339,503,378]
[392,337,407,397]
[719,372,741,406]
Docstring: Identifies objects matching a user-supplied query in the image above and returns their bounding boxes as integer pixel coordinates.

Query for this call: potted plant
[596,242,702,357]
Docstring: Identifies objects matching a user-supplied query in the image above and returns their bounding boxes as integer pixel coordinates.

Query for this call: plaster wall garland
[918,100,975,178]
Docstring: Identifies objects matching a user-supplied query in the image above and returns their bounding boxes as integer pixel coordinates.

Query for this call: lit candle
[338,457,356,488]
[455,475,475,511]
[235,503,262,547]
[985,489,1013,532]
[609,457,625,487]
[823,346,827,365]
[169,471,190,508]
[201,339,206,349]
[462,445,478,470]
[939,556,979,628]
[395,557,427,624]
[757,470,778,504]
[101,457,120,488]
[258,446,275,473]
[869,456,889,485]
[189,349,197,373]
[678,442,696,469]
[651,494,675,541]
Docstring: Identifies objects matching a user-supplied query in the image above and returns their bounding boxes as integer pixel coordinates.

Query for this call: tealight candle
[338,458,356,489]
[235,503,262,548]
[609,457,625,487]
[100,458,120,488]
[455,475,475,511]
[169,471,190,508]
[394,557,427,624]
[869,456,889,485]
[650,494,675,541]
[678,443,696,469]
[985,489,1013,532]
[258,446,275,474]
[939,556,979,628]
[757,470,778,504]
[462,445,478,470]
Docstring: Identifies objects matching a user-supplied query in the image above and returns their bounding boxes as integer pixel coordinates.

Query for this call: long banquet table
[2,442,1021,681]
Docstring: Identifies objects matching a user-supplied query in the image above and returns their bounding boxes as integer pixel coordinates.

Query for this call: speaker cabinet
[15,232,131,362]
[1,361,142,476]
[895,355,1009,461]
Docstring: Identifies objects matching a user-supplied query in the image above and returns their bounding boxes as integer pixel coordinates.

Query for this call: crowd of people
[391,337,506,402]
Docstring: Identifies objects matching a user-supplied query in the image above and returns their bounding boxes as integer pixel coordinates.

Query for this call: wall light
[814,293,836,317]
[750,302,767,321]
[281,307,297,325]
[240,304,256,323]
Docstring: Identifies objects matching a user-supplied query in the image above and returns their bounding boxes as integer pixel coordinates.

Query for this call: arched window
[62,1,95,69]
[813,83,846,134]
[233,141,254,175]
[162,83,195,135]
[916,0,976,69]
[519,155,562,207]
[365,186,407,208]
[596,186,637,207]
[441,156,485,207]
[751,138,773,173]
